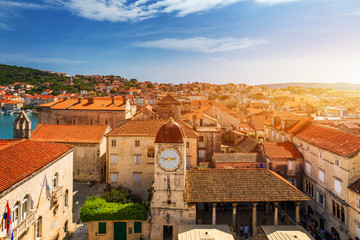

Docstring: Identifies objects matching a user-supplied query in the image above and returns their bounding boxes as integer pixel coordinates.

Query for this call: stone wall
[0,151,73,240]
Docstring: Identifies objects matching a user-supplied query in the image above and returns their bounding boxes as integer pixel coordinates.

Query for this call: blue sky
[1,0,360,85]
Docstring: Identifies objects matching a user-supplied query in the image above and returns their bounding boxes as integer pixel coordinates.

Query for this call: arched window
[12,202,20,227]
[332,200,336,215]
[64,190,68,208]
[64,220,68,234]
[36,217,42,238]
[341,207,345,223]
[53,173,58,189]
[336,203,340,219]
[22,195,29,219]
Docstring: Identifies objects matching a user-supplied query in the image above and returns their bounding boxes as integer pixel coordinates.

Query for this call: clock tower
[150,118,196,240]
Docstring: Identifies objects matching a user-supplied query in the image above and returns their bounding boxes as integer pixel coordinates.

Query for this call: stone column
[252,203,257,236]
[295,202,300,225]
[212,203,217,225]
[232,203,237,232]
[274,202,279,225]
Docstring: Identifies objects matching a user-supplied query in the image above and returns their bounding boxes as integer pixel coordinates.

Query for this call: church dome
[155,118,185,143]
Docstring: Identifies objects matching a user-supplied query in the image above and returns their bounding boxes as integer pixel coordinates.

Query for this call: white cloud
[254,0,300,4]
[133,37,268,53]
[0,1,47,9]
[60,0,301,22]
[0,22,12,30]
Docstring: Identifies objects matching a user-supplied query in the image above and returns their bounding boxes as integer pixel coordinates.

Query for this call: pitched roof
[31,124,110,143]
[262,142,302,159]
[213,153,263,163]
[294,123,360,158]
[251,116,267,130]
[107,119,198,138]
[348,178,360,195]
[157,94,180,105]
[38,97,127,111]
[0,139,22,148]
[184,169,310,203]
[0,139,73,193]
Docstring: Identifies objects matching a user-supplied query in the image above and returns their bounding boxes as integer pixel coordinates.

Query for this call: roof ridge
[0,139,26,150]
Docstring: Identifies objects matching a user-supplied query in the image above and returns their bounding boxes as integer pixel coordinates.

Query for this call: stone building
[261,142,303,189]
[31,124,111,182]
[347,179,360,239]
[106,119,198,200]
[13,111,31,139]
[156,94,181,120]
[37,96,136,129]
[213,152,264,169]
[150,119,196,240]
[292,123,360,240]
[0,139,73,240]
[188,108,221,163]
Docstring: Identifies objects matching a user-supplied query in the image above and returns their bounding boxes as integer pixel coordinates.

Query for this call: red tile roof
[184,169,310,203]
[31,124,110,143]
[157,94,180,105]
[348,179,360,195]
[0,139,73,193]
[262,142,302,159]
[107,119,198,138]
[0,139,22,148]
[294,123,360,158]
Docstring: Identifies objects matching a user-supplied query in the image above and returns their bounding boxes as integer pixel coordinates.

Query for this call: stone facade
[107,135,197,200]
[292,136,359,239]
[150,142,196,240]
[0,150,73,240]
[87,220,150,240]
[347,187,360,239]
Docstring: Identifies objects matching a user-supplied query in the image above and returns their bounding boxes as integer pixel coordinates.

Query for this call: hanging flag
[2,201,13,240]
[42,175,52,200]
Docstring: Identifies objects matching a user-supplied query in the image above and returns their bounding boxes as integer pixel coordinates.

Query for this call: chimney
[78,97,82,103]
[111,96,115,104]
[192,115,197,130]
[88,97,94,104]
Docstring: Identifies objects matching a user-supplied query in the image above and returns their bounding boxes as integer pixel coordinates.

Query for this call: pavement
[69,182,107,240]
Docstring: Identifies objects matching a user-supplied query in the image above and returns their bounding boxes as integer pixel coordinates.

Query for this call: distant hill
[0,63,70,86]
[257,82,360,91]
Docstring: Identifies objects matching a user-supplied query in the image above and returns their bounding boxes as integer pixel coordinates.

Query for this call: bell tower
[13,110,31,139]
[150,118,195,240]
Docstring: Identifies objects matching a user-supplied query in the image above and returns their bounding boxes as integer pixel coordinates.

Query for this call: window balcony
[52,185,63,204]
[13,210,35,238]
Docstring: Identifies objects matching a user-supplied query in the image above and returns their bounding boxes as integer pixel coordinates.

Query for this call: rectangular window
[134,155,141,164]
[317,192,325,208]
[334,179,341,193]
[134,222,142,234]
[98,222,106,234]
[186,142,190,148]
[110,173,118,183]
[276,132,279,139]
[319,151,323,159]
[110,155,118,164]
[281,135,285,142]
[305,162,311,175]
[134,173,141,183]
[111,140,116,147]
[306,146,310,151]
[135,140,140,147]
[272,130,274,137]
[199,150,205,158]
[199,136,204,142]
[335,158,340,166]
[319,169,324,182]
[288,161,294,171]
[147,147,154,158]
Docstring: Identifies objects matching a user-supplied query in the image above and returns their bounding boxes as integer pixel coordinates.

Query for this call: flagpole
[36,175,46,211]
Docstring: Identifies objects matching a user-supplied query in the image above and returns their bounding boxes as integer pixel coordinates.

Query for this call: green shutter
[99,222,106,234]
[134,222,142,233]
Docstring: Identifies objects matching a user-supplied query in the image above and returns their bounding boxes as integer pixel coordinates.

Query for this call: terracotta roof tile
[0,139,73,193]
[251,116,267,130]
[39,97,127,111]
[0,139,22,148]
[294,123,360,158]
[157,94,180,105]
[32,124,110,143]
[262,142,302,159]
[184,169,310,203]
[348,178,360,195]
[107,119,198,138]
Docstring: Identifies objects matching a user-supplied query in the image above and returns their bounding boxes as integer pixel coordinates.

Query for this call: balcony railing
[13,210,35,238]
[52,185,63,203]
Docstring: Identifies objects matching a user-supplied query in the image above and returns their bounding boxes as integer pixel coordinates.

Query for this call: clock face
[159,149,181,171]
